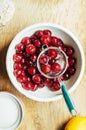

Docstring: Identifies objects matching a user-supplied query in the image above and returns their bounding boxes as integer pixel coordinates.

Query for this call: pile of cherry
[13,29,76,91]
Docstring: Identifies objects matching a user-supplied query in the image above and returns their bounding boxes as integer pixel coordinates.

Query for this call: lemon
[65,116,86,130]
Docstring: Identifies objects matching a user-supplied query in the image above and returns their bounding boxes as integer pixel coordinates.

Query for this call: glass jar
[0,0,15,27]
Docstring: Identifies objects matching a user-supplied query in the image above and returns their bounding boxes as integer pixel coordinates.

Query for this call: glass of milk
[0,0,15,27]
[0,92,24,130]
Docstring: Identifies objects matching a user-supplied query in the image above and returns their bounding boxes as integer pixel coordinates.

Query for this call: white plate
[6,23,85,102]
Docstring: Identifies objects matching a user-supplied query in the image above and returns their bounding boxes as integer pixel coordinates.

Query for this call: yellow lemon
[65,116,86,130]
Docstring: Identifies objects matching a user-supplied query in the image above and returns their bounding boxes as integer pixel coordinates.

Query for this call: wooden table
[0,0,86,130]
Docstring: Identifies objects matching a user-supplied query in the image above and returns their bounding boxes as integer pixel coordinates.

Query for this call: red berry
[13,54,22,63]
[63,72,71,80]
[49,59,55,64]
[21,37,31,45]
[47,80,53,87]
[38,83,45,88]
[43,30,51,36]
[56,38,63,47]
[17,74,29,83]
[43,77,51,85]
[39,55,48,64]
[32,74,41,84]
[15,43,25,53]
[22,82,33,90]
[51,36,58,46]
[42,64,51,73]
[31,83,38,91]
[53,82,60,91]
[28,66,36,75]
[66,46,74,56]
[51,37,64,49]
[67,66,76,75]
[14,63,23,70]
[30,55,37,62]
[34,40,41,47]
[30,35,37,42]
[36,48,42,54]
[27,61,33,66]
[35,30,43,38]
[14,63,26,71]
[41,35,51,44]
[68,57,76,66]
[26,44,36,55]
[21,58,26,64]
[51,63,61,73]
[48,49,58,58]
[13,69,22,77]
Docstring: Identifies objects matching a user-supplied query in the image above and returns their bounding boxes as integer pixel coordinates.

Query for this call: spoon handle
[61,84,77,116]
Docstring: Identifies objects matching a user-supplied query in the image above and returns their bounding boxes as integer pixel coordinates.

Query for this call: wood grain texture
[0,0,86,130]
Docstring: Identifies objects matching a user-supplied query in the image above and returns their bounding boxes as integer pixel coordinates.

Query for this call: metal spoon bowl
[37,46,68,79]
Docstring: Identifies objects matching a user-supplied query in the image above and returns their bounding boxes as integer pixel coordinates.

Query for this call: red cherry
[32,74,41,84]
[68,57,76,66]
[15,43,25,53]
[30,35,37,43]
[30,55,37,62]
[36,48,42,54]
[14,63,26,71]
[28,66,36,75]
[31,83,38,91]
[47,80,53,87]
[26,44,36,55]
[42,64,51,73]
[67,66,76,75]
[63,72,71,80]
[51,36,64,47]
[51,63,61,73]
[13,69,22,77]
[43,78,53,87]
[17,74,29,83]
[39,55,48,64]
[41,35,51,44]
[21,37,31,45]
[49,59,55,64]
[51,36,58,46]
[53,82,60,91]
[43,77,51,84]
[27,61,33,66]
[38,83,45,88]
[35,30,43,38]
[34,40,41,47]
[14,63,23,70]
[13,54,22,63]
[22,82,33,90]
[21,58,26,64]
[56,38,63,47]
[43,30,52,36]
[48,49,58,58]
[66,46,74,56]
